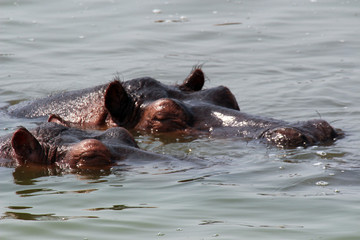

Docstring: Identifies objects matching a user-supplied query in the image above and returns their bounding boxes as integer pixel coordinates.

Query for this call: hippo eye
[153,112,177,121]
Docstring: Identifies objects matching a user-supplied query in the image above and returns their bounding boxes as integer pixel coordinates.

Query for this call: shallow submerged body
[183,104,339,147]
[110,69,339,148]
[7,68,339,147]
[8,67,239,129]
[8,84,116,128]
[0,122,174,169]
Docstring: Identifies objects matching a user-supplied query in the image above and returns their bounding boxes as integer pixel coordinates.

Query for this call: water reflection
[16,188,97,197]
[199,219,305,229]
[1,211,98,221]
[12,165,112,185]
[12,165,62,185]
[86,204,156,211]
[7,206,32,210]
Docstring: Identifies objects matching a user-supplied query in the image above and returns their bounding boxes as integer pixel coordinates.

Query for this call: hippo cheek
[135,98,193,133]
[66,139,112,169]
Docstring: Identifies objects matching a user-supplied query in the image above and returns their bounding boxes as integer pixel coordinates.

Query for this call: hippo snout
[305,119,338,142]
[261,119,338,148]
[261,127,310,148]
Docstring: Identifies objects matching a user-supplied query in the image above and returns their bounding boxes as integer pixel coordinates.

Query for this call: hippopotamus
[8,67,239,130]
[8,67,339,148]
[0,122,174,169]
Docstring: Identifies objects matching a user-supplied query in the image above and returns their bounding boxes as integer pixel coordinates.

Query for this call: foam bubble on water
[316,151,327,157]
[152,9,162,14]
[313,162,323,166]
[316,181,329,186]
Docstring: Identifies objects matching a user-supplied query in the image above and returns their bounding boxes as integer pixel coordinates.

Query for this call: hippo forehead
[123,77,180,102]
[31,122,70,144]
[31,123,95,144]
[122,77,239,110]
[95,127,137,147]
[31,123,137,150]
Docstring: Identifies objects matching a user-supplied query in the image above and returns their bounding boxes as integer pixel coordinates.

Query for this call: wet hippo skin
[135,98,339,148]
[7,67,340,148]
[8,67,239,130]
[107,68,339,148]
[0,122,175,169]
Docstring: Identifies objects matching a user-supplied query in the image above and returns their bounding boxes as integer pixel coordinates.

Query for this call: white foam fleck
[152,9,162,14]
[316,181,329,186]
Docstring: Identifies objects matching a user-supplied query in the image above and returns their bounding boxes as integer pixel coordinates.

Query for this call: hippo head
[9,123,138,169]
[103,67,240,133]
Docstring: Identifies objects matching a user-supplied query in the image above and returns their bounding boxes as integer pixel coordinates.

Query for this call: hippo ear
[104,80,135,127]
[48,114,70,127]
[11,127,44,165]
[179,67,205,91]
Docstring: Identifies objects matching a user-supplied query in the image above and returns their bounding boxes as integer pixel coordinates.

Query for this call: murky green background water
[1,0,360,239]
